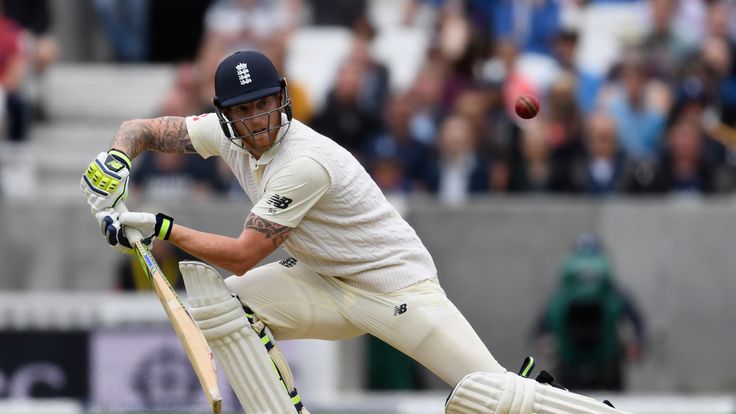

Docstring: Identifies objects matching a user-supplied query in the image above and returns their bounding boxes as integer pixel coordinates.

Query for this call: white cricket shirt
[185,113,437,292]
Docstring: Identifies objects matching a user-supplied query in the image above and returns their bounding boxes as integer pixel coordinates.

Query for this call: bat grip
[114,203,145,245]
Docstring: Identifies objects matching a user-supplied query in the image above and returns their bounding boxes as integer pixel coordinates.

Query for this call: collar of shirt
[226,113,291,172]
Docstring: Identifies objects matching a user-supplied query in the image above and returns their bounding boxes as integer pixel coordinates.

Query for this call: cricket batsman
[81,50,631,414]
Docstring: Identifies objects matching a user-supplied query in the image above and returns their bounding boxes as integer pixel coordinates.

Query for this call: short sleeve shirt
[185,113,330,228]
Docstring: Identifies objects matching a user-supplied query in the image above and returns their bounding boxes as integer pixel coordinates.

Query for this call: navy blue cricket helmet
[212,51,292,150]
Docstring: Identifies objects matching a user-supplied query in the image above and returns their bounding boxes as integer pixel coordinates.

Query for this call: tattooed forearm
[110,119,155,159]
[149,116,196,153]
[110,116,195,159]
[245,214,291,247]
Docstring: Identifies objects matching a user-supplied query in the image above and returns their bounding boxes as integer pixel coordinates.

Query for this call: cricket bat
[123,208,222,414]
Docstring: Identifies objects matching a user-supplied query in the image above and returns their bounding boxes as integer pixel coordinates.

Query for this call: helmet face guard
[214,90,292,152]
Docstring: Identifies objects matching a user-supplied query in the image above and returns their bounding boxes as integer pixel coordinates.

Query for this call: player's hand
[120,211,174,242]
[80,150,132,214]
[95,208,143,254]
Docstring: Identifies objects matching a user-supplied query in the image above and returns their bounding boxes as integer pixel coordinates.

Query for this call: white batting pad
[180,261,298,414]
[446,372,631,414]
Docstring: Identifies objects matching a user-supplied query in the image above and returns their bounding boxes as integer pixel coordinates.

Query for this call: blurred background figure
[3,0,58,126]
[405,62,445,146]
[555,110,628,196]
[507,121,557,193]
[622,118,726,195]
[425,113,490,206]
[310,57,383,160]
[365,92,432,194]
[92,0,150,62]
[550,28,604,116]
[532,233,645,392]
[639,0,695,83]
[0,6,27,141]
[598,51,672,162]
[541,71,585,166]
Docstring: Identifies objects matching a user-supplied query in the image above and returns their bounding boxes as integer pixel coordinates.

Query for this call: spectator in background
[92,0,150,62]
[623,119,724,195]
[556,111,628,195]
[699,35,736,131]
[406,62,445,146]
[542,71,585,165]
[310,58,383,160]
[533,233,645,391]
[404,0,495,64]
[0,13,25,141]
[640,0,695,83]
[431,0,485,114]
[366,93,432,194]
[258,41,313,122]
[598,52,671,161]
[703,0,736,70]
[3,0,58,122]
[667,51,730,167]
[158,63,210,117]
[492,0,561,57]
[475,61,521,192]
[348,21,390,116]
[551,28,604,115]
[495,39,540,122]
[508,121,558,193]
[425,114,490,205]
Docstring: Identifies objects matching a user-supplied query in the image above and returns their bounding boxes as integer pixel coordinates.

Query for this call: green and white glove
[80,149,132,214]
[96,208,141,254]
[97,210,173,254]
[120,211,175,243]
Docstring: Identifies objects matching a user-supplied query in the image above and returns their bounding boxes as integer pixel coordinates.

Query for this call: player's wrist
[108,148,132,170]
[155,213,174,240]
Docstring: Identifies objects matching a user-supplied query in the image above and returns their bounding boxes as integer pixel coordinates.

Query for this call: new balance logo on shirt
[393,303,407,316]
[279,257,297,268]
[267,194,293,210]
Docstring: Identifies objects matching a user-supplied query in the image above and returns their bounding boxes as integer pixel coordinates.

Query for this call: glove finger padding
[96,209,151,254]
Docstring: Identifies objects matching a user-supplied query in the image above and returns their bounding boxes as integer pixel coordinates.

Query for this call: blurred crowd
[4,0,736,205]
[0,0,58,141]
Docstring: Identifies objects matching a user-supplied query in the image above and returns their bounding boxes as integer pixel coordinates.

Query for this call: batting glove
[95,208,145,254]
[81,149,132,214]
[119,211,174,243]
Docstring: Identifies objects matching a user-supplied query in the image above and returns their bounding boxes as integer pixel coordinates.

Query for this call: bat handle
[114,203,144,245]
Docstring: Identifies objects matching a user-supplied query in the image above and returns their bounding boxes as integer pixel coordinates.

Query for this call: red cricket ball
[514,95,540,119]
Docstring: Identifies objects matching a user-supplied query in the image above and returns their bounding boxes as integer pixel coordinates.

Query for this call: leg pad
[446,372,631,414]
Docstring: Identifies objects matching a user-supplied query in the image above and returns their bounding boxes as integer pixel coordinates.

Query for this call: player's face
[224,94,282,154]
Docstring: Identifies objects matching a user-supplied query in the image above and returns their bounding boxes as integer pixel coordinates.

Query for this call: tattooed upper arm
[110,116,194,158]
[244,213,292,248]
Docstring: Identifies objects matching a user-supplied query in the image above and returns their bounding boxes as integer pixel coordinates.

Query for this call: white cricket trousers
[224,260,505,386]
